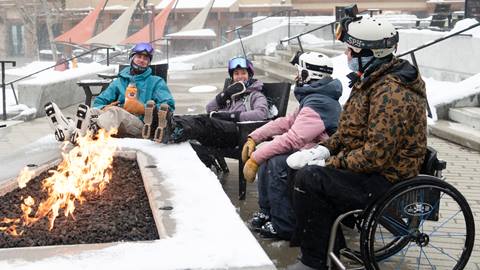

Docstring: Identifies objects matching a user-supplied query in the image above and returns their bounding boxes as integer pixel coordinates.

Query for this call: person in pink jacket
[241,52,342,240]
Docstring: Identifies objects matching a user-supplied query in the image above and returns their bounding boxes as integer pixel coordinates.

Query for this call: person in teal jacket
[90,42,174,138]
[44,42,175,142]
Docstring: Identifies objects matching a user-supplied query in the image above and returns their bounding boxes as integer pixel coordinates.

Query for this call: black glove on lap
[210,111,241,122]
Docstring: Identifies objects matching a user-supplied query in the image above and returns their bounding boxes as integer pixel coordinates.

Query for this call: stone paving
[0,68,479,269]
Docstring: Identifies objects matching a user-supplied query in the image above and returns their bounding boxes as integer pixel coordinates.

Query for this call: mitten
[210,111,240,122]
[215,81,246,106]
[286,145,330,170]
[241,137,256,163]
[123,83,145,115]
[243,158,259,183]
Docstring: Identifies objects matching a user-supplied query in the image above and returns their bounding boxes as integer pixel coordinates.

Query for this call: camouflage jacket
[324,58,427,183]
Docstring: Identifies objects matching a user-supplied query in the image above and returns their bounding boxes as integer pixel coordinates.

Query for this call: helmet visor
[228,57,248,70]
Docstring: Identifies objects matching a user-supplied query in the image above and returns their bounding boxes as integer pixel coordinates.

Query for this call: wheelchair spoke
[425,242,461,263]
[429,209,462,236]
[420,247,434,269]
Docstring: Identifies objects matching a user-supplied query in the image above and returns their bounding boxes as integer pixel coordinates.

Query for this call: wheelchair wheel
[360,176,475,270]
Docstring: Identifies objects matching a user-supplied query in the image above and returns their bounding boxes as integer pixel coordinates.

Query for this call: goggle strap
[305,63,333,75]
[342,31,399,49]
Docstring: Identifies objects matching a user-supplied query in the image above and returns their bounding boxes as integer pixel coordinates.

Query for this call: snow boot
[44,101,75,142]
[69,104,92,144]
[153,104,172,143]
[249,211,271,231]
[142,100,158,140]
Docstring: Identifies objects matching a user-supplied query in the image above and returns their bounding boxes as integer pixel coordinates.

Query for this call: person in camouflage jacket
[285,15,428,270]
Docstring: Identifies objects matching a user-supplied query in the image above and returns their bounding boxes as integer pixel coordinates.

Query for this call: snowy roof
[166,29,217,39]
[156,0,237,10]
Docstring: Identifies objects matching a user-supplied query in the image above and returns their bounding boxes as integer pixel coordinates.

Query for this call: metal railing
[397,21,480,67]
[280,21,337,52]
[225,9,299,58]
[0,46,115,121]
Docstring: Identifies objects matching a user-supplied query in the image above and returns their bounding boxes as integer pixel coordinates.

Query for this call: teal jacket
[93,66,175,119]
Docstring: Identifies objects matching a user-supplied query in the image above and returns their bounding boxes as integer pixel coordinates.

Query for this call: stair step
[261,55,297,74]
[448,107,480,130]
[429,120,480,151]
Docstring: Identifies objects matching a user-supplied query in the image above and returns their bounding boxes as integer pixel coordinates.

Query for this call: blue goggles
[132,42,154,55]
[228,57,249,70]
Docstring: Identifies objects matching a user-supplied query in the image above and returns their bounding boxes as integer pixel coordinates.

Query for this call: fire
[0,129,117,235]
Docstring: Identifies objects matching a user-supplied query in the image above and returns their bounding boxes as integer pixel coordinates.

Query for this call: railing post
[287,10,291,45]
[1,60,16,120]
[105,47,115,66]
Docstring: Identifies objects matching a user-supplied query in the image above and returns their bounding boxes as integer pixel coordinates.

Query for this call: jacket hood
[294,77,343,102]
[360,58,426,99]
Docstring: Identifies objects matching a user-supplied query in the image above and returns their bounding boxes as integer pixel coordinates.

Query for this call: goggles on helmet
[228,57,249,70]
[131,43,154,58]
[335,17,398,50]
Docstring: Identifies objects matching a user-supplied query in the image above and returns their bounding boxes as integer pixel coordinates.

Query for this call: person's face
[132,53,150,68]
[232,68,249,82]
[345,47,353,61]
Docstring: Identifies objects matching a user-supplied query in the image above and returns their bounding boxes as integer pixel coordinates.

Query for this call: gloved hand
[243,158,259,183]
[215,81,246,106]
[124,84,145,115]
[102,101,119,111]
[210,111,240,122]
[286,145,330,170]
[241,137,256,163]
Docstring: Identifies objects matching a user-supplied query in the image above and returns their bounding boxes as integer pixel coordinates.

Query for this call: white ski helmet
[296,52,333,82]
[336,16,399,58]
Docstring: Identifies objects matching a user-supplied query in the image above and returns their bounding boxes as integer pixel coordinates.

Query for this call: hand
[210,111,240,122]
[123,98,145,115]
[241,137,256,163]
[286,145,330,170]
[102,101,119,111]
[215,81,246,105]
[243,158,259,183]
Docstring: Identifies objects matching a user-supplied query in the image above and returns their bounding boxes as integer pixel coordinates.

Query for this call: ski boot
[142,100,158,140]
[44,102,75,142]
[69,104,92,144]
[153,104,171,143]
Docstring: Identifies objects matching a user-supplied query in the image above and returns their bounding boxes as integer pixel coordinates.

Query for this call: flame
[0,129,117,235]
[17,167,35,189]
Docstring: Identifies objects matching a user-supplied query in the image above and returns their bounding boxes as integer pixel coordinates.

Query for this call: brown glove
[123,84,145,115]
[243,158,259,183]
[241,137,256,163]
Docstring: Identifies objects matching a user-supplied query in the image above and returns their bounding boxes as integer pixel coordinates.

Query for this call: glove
[210,111,240,122]
[241,137,256,163]
[286,145,330,170]
[215,81,246,106]
[123,84,145,115]
[243,158,259,183]
[102,101,120,111]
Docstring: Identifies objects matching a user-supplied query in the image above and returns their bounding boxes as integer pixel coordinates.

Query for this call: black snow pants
[292,165,393,269]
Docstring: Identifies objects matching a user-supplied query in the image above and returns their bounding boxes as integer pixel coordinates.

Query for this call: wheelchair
[327,146,475,270]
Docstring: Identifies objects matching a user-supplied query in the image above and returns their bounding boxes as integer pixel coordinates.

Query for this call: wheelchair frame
[326,147,475,270]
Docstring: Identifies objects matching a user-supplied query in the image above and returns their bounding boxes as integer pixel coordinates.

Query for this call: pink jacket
[250,106,330,164]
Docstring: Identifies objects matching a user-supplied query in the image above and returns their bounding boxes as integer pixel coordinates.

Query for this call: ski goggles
[228,57,249,70]
[132,42,154,55]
